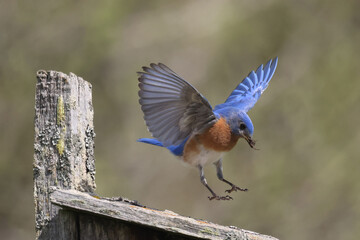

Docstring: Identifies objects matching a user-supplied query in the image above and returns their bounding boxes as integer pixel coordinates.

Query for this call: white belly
[182,143,224,167]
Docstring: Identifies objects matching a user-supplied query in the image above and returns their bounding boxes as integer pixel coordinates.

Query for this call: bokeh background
[1,0,360,239]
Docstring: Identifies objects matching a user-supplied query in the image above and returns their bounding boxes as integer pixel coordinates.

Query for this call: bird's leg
[198,165,232,201]
[214,159,248,193]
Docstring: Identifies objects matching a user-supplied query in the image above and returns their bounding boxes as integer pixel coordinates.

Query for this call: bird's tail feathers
[137,138,164,147]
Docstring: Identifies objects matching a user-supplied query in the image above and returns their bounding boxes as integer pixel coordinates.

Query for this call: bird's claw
[208,195,233,201]
[225,185,248,194]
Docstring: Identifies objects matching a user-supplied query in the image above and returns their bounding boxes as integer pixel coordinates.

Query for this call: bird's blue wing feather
[214,57,278,112]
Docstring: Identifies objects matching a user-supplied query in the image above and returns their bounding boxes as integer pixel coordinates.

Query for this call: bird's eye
[239,123,246,130]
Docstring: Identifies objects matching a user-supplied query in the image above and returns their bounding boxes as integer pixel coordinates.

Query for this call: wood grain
[51,189,278,240]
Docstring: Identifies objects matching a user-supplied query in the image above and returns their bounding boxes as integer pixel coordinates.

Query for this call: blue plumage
[138,58,278,156]
[214,107,254,136]
[214,57,278,112]
[137,58,278,200]
[137,138,187,156]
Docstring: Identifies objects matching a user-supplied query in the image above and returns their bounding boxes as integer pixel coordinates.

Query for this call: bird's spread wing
[214,57,278,112]
[138,63,217,147]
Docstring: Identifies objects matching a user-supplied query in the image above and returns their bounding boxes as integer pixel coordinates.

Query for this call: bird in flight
[137,58,278,200]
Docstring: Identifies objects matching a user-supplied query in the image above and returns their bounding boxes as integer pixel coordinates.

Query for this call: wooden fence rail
[33,70,279,240]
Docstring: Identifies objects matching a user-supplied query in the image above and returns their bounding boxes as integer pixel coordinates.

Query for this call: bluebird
[137,58,278,200]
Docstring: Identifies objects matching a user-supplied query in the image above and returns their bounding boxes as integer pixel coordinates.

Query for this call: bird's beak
[242,134,258,150]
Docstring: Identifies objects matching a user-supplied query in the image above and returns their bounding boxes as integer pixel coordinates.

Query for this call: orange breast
[198,117,239,152]
[182,137,200,164]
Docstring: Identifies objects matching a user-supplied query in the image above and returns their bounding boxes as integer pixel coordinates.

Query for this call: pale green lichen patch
[56,138,65,156]
[200,227,220,236]
[57,96,65,126]
[56,96,66,156]
[70,199,85,205]
[99,209,119,216]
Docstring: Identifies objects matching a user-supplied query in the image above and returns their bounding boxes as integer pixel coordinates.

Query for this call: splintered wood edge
[50,189,278,240]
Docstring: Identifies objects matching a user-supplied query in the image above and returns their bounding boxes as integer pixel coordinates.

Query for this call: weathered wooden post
[33,70,279,240]
[34,70,96,239]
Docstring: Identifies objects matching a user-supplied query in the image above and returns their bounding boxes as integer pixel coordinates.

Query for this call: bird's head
[227,111,256,149]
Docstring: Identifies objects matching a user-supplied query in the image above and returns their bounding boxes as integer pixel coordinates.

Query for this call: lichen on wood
[56,95,66,156]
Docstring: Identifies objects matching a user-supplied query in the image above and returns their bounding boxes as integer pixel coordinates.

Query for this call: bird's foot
[225,185,248,194]
[208,195,233,201]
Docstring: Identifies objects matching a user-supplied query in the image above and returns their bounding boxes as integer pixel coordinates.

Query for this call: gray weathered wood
[50,189,278,240]
[34,70,96,239]
[76,211,191,240]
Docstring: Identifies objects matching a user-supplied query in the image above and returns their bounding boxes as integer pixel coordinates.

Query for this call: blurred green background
[1,0,360,239]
